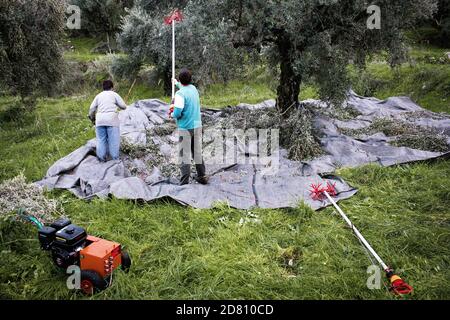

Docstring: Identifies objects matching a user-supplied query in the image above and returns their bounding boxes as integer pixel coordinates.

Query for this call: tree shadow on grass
[0,100,36,126]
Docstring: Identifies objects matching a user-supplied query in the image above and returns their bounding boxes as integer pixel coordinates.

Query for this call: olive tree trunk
[162,64,172,96]
[276,33,301,117]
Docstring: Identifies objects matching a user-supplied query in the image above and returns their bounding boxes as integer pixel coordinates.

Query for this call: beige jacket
[89,91,127,127]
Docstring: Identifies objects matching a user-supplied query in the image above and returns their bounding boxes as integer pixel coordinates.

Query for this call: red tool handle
[390,275,413,295]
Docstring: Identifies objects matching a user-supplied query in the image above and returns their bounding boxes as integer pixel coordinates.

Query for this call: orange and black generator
[38,217,131,295]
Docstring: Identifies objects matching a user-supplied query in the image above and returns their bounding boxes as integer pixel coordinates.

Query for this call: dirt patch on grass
[278,246,302,275]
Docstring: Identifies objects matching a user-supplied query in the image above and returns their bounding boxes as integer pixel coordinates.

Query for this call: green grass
[0,95,95,182]
[201,80,275,107]
[1,85,449,300]
[0,40,449,300]
[409,45,449,61]
[348,43,450,114]
[1,162,449,299]
[63,37,105,63]
[350,62,449,114]
[117,83,168,105]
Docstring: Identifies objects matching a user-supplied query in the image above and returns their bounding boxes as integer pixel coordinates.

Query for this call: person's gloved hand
[169,104,175,118]
[172,78,181,89]
[88,114,96,125]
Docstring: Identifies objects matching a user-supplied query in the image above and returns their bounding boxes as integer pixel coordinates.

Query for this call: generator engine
[38,218,88,268]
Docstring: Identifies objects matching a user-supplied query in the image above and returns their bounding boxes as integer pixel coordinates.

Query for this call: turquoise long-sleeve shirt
[172,84,202,130]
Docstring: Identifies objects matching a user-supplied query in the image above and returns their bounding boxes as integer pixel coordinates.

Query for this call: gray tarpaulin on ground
[36,92,450,210]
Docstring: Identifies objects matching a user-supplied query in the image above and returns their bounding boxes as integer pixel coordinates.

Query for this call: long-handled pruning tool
[164,9,184,106]
[310,182,413,296]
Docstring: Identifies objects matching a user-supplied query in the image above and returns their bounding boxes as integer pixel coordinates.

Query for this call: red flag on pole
[164,9,183,25]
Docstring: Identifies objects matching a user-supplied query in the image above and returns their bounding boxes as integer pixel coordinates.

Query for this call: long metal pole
[172,20,176,100]
[324,191,389,271]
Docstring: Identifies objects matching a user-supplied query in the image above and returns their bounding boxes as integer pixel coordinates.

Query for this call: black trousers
[179,128,206,185]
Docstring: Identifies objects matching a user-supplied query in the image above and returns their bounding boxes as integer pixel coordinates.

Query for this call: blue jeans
[96,126,120,161]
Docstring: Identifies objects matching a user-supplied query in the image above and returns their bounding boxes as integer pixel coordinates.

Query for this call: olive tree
[116,0,248,94]
[117,0,437,111]
[209,0,438,113]
[70,0,134,36]
[434,0,450,47]
[0,0,66,106]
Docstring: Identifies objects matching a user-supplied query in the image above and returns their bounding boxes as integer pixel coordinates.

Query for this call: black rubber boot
[195,175,209,185]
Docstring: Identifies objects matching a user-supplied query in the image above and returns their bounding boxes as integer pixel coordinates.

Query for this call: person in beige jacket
[88,80,127,161]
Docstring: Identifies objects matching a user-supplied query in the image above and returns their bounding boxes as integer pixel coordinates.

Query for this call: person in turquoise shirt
[170,68,208,185]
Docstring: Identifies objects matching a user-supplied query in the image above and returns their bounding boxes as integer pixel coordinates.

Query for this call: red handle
[390,277,413,295]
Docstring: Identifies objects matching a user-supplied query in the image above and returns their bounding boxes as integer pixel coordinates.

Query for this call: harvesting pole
[164,9,184,102]
[172,19,176,100]
[310,182,414,296]
[323,190,388,270]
